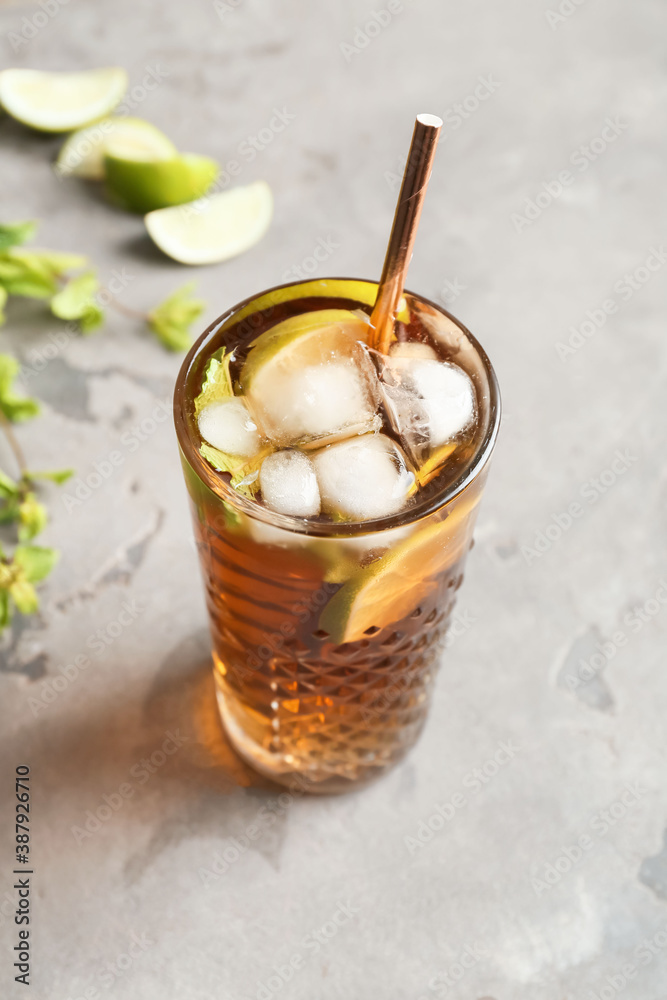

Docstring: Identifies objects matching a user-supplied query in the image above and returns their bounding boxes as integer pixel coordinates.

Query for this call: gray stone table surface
[1,0,666,998]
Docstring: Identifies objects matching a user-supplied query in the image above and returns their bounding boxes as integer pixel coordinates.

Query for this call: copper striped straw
[370,113,443,354]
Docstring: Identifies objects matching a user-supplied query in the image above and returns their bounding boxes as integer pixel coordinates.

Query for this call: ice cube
[197,398,262,456]
[247,355,380,448]
[381,357,475,465]
[312,433,415,521]
[259,450,321,517]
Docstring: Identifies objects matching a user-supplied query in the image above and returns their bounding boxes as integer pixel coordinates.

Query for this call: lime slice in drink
[415,442,457,486]
[56,117,177,180]
[104,152,218,213]
[241,309,371,389]
[144,181,273,265]
[319,492,480,644]
[0,68,127,132]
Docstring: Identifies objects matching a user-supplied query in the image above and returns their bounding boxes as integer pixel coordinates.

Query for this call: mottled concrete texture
[1,1,666,998]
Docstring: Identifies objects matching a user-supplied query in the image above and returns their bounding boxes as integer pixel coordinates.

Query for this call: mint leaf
[0,498,20,525]
[14,544,58,583]
[0,471,20,525]
[0,286,7,327]
[147,283,205,352]
[18,494,48,541]
[194,352,234,414]
[50,271,104,333]
[199,442,243,476]
[9,579,38,615]
[30,249,87,276]
[26,468,74,485]
[0,250,58,299]
[0,354,40,422]
[0,470,18,498]
[0,545,59,630]
[199,442,266,498]
[0,221,37,252]
[0,590,10,631]
[0,246,87,301]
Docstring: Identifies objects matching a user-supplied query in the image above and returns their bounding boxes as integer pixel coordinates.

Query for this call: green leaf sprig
[0,220,206,351]
[0,355,71,632]
[147,282,206,351]
[0,543,59,629]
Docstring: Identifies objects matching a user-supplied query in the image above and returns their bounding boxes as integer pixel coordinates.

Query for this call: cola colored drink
[174,277,500,792]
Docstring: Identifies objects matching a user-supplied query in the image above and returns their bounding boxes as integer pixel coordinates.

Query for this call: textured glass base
[214,671,429,794]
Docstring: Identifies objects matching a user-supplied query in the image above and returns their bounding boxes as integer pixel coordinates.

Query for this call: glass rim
[173,276,501,538]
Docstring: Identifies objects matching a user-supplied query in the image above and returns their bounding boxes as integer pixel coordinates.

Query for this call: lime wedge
[104,152,218,213]
[56,117,177,180]
[144,181,273,265]
[0,68,127,132]
[415,442,457,486]
[318,492,480,644]
[241,309,370,389]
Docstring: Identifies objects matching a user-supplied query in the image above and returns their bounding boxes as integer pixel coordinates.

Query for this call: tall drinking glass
[174,278,500,793]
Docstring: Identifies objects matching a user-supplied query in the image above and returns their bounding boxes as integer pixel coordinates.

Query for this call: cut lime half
[104,152,218,213]
[144,181,273,265]
[56,117,177,180]
[0,67,127,132]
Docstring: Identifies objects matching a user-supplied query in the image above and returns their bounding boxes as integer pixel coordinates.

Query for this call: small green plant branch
[0,353,72,633]
[0,220,206,351]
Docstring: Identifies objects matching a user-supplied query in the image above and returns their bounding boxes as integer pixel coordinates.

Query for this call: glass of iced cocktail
[173,115,500,792]
[174,278,499,791]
